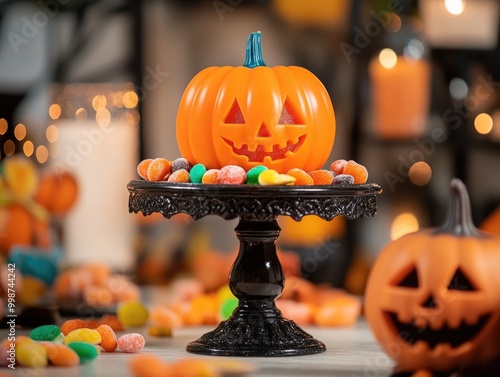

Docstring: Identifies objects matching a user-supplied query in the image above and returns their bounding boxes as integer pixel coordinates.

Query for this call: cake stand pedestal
[128,181,382,357]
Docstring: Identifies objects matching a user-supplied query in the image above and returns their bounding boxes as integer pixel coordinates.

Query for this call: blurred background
[1,0,500,303]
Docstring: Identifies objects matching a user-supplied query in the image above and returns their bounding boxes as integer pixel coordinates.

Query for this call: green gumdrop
[30,324,61,341]
[67,342,99,363]
[246,165,268,185]
[220,297,239,320]
[190,163,207,183]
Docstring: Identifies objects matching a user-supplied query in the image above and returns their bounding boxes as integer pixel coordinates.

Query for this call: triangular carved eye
[392,266,419,288]
[278,98,303,124]
[448,268,476,291]
[224,99,245,124]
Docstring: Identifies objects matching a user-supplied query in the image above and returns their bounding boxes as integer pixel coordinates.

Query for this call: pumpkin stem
[437,178,480,237]
[243,32,267,68]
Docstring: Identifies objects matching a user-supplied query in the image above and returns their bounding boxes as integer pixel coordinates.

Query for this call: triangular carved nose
[422,294,437,309]
[257,122,272,137]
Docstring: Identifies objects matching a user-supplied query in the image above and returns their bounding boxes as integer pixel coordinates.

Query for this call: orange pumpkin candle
[369,51,430,139]
[176,32,336,173]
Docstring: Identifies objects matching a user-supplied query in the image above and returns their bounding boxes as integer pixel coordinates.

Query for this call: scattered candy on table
[117,333,145,353]
[117,302,149,328]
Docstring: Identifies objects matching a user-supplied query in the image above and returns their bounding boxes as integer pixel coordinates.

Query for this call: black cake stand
[128,181,382,357]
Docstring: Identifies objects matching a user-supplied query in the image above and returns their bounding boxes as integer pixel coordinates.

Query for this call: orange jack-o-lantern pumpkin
[365,179,500,373]
[176,32,336,173]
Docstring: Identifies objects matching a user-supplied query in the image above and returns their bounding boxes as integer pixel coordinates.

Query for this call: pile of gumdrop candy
[137,158,368,185]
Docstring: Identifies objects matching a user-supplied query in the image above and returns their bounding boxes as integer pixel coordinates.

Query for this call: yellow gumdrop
[64,328,102,345]
[148,326,172,337]
[258,169,296,186]
[16,342,48,368]
[117,302,149,327]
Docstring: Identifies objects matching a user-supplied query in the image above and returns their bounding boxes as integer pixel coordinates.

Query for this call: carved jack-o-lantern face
[176,32,335,173]
[365,179,500,373]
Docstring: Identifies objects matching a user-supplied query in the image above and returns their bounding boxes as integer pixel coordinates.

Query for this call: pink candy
[117,333,145,353]
[219,165,246,185]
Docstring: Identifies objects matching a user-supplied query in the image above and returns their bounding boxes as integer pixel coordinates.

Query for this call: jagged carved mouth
[221,135,307,162]
[386,311,490,349]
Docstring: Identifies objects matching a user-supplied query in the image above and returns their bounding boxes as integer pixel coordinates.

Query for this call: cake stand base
[187,299,325,356]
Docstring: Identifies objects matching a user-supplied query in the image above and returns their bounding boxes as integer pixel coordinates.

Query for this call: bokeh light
[23,140,34,157]
[14,123,27,141]
[96,109,111,127]
[49,104,62,120]
[474,113,493,135]
[75,107,88,121]
[0,118,8,135]
[92,94,107,111]
[445,0,465,16]
[391,212,419,240]
[46,124,59,143]
[36,145,49,163]
[449,77,468,100]
[379,48,398,69]
[123,91,139,109]
[4,140,15,156]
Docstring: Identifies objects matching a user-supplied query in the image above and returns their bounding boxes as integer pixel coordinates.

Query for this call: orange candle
[369,49,431,139]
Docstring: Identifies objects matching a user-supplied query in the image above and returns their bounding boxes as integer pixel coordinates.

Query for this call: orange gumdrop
[42,343,79,367]
[276,299,314,326]
[147,158,171,181]
[343,160,368,184]
[96,324,118,352]
[330,159,347,175]
[129,354,173,377]
[314,295,361,327]
[98,315,124,332]
[167,169,190,183]
[287,168,313,185]
[309,170,334,185]
[190,294,218,325]
[35,171,79,216]
[61,319,89,336]
[83,286,114,307]
[137,159,153,180]
[171,359,218,377]
[201,169,221,184]
[150,306,182,328]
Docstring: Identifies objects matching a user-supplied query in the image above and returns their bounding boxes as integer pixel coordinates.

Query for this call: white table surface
[1,319,395,377]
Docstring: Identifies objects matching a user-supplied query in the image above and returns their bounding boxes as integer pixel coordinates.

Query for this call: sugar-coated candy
[30,324,61,341]
[330,159,347,175]
[67,342,99,363]
[129,354,173,377]
[343,160,368,184]
[42,343,80,366]
[171,157,190,173]
[137,159,153,180]
[245,165,267,185]
[148,326,172,337]
[64,328,102,345]
[189,163,207,183]
[16,341,48,368]
[276,299,313,326]
[219,165,246,185]
[167,169,190,183]
[309,170,334,185]
[147,158,171,181]
[118,302,149,327]
[117,333,145,353]
[201,169,221,184]
[333,174,354,185]
[287,168,313,185]
[96,324,118,352]
[258,169,296,186]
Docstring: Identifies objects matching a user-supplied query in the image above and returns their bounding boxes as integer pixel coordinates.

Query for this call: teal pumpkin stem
[436,178,480,237]
[243,32,267,68]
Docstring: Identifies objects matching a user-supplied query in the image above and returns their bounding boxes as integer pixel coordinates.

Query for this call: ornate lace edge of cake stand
[127,181,382,221]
